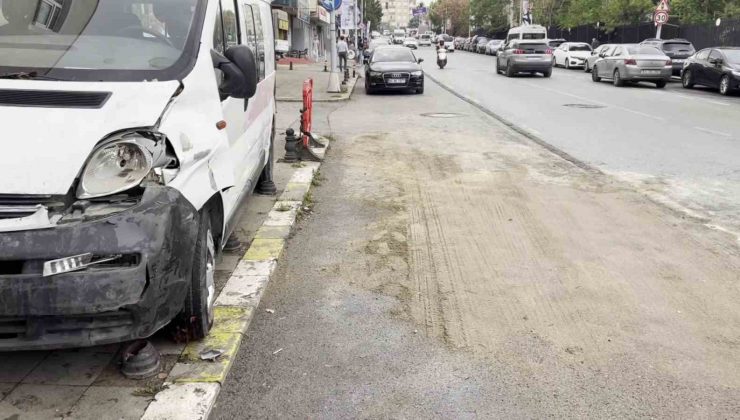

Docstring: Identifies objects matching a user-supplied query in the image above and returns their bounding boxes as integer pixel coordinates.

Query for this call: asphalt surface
[418,47,740,235]
[212,72,740,418]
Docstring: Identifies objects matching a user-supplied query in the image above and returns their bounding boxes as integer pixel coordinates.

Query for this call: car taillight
[513,49,525,54]
[665,59,672,66]
[624,58,637,65]
[545,48,553,55]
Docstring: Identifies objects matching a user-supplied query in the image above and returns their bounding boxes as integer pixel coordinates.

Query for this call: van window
[252,5,266,80]
[522,33,546,39]
[220,0,240,48]
[213,4,225,53]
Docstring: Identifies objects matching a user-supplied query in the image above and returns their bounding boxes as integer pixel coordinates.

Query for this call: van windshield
[0,0,204,82]
[522,33,546,39]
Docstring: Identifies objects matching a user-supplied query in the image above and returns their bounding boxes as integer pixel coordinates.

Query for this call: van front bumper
[0,186,199,351]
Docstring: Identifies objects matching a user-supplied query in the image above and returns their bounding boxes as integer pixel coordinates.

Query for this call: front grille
[0,194,68,220]
[0,311,133,340]
[0,89,111,108]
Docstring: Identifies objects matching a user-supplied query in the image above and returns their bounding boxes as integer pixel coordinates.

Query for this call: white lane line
[693,126,732,137]
[521,81,666,121]
[673,93,731,107]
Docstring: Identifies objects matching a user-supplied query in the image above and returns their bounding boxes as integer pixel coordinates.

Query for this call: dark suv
[641,38,696,75]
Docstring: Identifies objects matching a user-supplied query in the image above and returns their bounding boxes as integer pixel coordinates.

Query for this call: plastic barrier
[300,78,313,147]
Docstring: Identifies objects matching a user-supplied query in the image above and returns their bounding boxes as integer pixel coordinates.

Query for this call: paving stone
[0,384,85,419]
[0,351,46,382]
[215,275,269,307]
[68,386,152,420]
[141,382,219,420]
[23,348,115,386]
[0,383,14,401]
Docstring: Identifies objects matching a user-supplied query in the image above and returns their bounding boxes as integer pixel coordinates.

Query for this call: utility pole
[328,8,341,92]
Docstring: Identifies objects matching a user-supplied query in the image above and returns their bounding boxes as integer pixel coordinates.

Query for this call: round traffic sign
[321,0,341,12]
[654,11,669,24]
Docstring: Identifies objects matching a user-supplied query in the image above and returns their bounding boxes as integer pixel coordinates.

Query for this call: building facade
[272,0,329,60]
[380,0,414,29]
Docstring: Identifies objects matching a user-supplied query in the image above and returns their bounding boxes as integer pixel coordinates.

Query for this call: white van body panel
[506,25,548,42]
[0,79,179,195]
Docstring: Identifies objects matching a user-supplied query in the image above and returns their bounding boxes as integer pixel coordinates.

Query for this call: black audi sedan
[682,47,740,96]
[365,46,424,94]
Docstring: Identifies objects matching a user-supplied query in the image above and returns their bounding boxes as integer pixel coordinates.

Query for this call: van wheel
[256,119,277,195]
[176,208,216,340]
[542,69,552,78]
[613,69,624,87]
[592,66,601,82]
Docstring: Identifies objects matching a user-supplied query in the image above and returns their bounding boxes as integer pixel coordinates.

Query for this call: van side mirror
[212,46,258,100]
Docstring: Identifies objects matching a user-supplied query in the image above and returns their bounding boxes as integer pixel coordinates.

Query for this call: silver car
[591,44,672,88]
[496,40,553,77]
[584,44,614,72]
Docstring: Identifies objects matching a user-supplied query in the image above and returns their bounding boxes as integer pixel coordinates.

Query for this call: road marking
[521,81,666,121]
[693,126,732,137]
[673,93,732,107]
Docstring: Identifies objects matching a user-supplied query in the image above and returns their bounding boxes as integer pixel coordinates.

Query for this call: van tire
[175,208,216,341]
[255,119,277,195]
[542,69,552,78]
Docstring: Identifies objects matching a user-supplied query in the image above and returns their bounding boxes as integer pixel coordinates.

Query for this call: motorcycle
[437,48,447,69]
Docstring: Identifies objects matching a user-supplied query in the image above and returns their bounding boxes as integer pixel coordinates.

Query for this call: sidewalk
[276,62,359,102]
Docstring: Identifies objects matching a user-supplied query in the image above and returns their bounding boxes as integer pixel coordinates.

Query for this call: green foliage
[429,0,470,35]
[365,0,383,31]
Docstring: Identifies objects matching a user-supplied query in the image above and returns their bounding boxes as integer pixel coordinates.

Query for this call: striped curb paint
[141,161,322,420]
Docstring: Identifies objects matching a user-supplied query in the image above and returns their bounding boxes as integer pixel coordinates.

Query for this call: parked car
[496,39,553,77]
[364,38,390,63]
[682,47,740,95]
[585,44,615,72]
[419,33,433,46]
[485,39,504,55]
[548,38,567,48]
[0,0,276,350]
[403,37,419,49]
[365,46,425,94]
[553,42,592,69]
[465,36,478,51]
[592,44,672,88]
[475,37,489,53]
[454,37,466,49]
[641,38,696,75]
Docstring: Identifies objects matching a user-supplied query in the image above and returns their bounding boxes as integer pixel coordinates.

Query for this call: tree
[365,0,383,31]
[409,15,420,28]
[429,0,470,35]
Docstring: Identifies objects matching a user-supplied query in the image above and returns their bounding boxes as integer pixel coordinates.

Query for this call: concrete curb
[140,161,323,420]
[277,76,358,103]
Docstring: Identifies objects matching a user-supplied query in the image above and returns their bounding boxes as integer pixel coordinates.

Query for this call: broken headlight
[77,132,173,199]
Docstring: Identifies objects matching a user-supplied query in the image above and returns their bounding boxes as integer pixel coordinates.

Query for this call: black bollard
[289,61,293,71]
[255,138,277,195]
[283,128,299,162]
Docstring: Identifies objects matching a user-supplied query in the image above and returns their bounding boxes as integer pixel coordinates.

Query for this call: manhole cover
[563,103,605,109]
[421,112,463,118]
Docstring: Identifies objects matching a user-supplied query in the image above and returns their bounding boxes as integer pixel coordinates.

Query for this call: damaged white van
[0,0,276,350]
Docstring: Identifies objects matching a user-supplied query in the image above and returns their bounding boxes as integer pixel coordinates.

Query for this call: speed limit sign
[654,11,669,24]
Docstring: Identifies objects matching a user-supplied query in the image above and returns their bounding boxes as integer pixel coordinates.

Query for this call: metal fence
[546,20,740,50]
[477,20,740,50]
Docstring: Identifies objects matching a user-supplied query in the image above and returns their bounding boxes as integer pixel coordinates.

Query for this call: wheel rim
[683,71,691,86]
[720,77,729,94]
[205,229,216,324]
[614,71,620,84]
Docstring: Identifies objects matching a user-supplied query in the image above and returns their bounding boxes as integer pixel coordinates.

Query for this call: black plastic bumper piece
[0,186,199,351]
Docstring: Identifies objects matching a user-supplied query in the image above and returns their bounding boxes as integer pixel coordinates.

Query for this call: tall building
[381,0,414,29]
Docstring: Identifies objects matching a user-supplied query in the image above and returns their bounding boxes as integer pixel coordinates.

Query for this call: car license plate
[387,78,405,84]
[642,70,660,75]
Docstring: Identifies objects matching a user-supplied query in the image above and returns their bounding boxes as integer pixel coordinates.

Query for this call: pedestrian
[337,35,348,72]
[591,37,600,49]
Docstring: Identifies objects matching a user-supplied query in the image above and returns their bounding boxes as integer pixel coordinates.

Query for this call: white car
[553,42,593,69]
[403,37,419,49]
[419,34,433,46]
[0,0,276,350]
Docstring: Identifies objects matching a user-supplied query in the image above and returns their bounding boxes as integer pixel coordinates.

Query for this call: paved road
[418,47,740,235]
[214,73,740,418]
